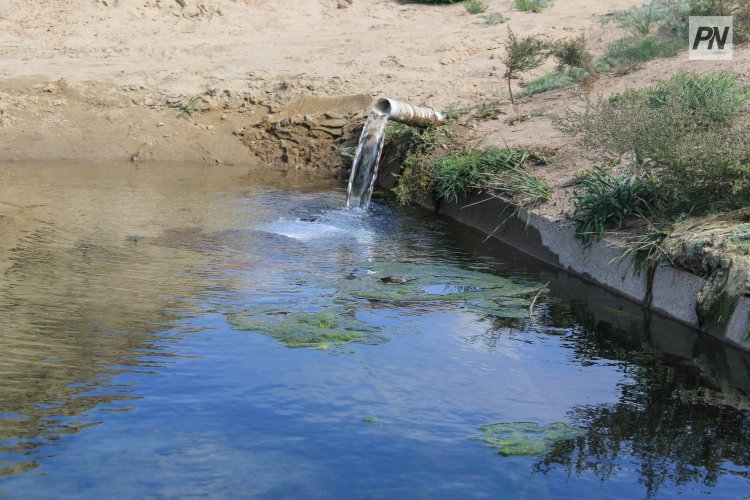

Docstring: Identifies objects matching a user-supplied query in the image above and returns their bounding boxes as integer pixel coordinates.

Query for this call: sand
[0,0,747,216]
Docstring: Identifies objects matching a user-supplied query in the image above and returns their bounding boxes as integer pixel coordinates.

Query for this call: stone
[318,118,347,128]
[182,5,201,17]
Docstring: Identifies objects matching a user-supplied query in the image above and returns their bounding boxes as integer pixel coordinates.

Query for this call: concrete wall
[414,192,750,352]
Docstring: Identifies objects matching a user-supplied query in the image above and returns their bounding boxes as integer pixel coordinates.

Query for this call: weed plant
[522,67,589,96]
[572,169,656,246]
[177,96,201,118]
[557,71,750,249]
[466,0,488,14]
[515,0,549,12]
[481,12,506,25]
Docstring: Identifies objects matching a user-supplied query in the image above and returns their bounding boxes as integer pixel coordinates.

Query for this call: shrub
[501,28,550,104]
[556,71,750,214]
[465,0,488,14]
[553,35,595,73]
[481,12,506,25]
[515,0,549,12]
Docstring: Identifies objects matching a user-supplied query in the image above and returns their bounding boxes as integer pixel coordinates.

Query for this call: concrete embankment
[376,164,750,353]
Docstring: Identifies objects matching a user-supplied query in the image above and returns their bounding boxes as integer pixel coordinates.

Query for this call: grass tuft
[481,12,506,25]
[514,0,549,13]
[522,67,589,96]
[465,0,489,14]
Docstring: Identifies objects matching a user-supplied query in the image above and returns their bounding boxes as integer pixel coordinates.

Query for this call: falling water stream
[346,111,389,209]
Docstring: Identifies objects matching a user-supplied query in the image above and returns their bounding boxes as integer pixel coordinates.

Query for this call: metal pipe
[373,98,445,127]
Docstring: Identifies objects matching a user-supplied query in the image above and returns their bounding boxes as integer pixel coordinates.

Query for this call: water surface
[0,163,749,499]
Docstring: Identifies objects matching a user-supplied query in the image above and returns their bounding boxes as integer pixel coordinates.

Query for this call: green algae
[344,262,542,318]
[480,422,585,456]
[228,309,385,349]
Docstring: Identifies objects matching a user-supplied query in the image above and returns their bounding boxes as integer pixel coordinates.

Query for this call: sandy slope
[0,0,748,215]
[0,0,642,101]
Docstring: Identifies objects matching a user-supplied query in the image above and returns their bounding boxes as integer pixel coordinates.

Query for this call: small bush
[522,66,589,96]
[501,28,550,104]
[481,12,506,25]
[556,71,750,214]
[465,0,488,14]
[609,4,670,36]
[515,0,549,12]
[553,35,595,73]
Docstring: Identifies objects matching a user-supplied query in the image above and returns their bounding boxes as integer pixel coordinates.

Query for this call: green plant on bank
[553,35,595,73]
[522,67,590,96]
[481,12,506,25]
[177,96,201,118]
[477,102,504,119]
[514,0,549,12]
[501,28,550,105]
[506,106,547,125]
[596,36,683,71]
[520,35,595,96]
[571,169,657,246]
[597,0,750,72]
[617,220,673,271]
[557,71,750,251]
[441,102,466,122]
[727,224,750,254]
[392,138,551,206]
[466,0,489,14]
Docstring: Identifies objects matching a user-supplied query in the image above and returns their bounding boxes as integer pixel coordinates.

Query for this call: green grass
[728,224,750,254]
[559,71,750,254]
[514,0,549,12]
[522,66,589,96]
[572,169,656,247]
[431,146,551,203]
[465,0,488,14]
[596,36,682,71]
[176,96,201,118]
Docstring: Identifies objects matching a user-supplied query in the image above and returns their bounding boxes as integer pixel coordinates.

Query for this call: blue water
[0,163,748,499]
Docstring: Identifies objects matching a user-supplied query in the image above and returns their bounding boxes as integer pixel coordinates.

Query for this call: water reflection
[0,162,337,476]
[0,163,748,497]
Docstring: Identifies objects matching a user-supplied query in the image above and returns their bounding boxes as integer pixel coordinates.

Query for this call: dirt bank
[0,0,647,172]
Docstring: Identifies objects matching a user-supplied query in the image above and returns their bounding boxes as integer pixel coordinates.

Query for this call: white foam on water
[256,220,344,241]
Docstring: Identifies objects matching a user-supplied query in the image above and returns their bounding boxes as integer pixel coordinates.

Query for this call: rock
[182,5,201,17]
[318,118,347,129]
[157,121,165,127]
[337,0,350,8]
[232,127,245,136]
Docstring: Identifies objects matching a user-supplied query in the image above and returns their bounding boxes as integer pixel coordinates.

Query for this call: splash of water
[346,111,389,209]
